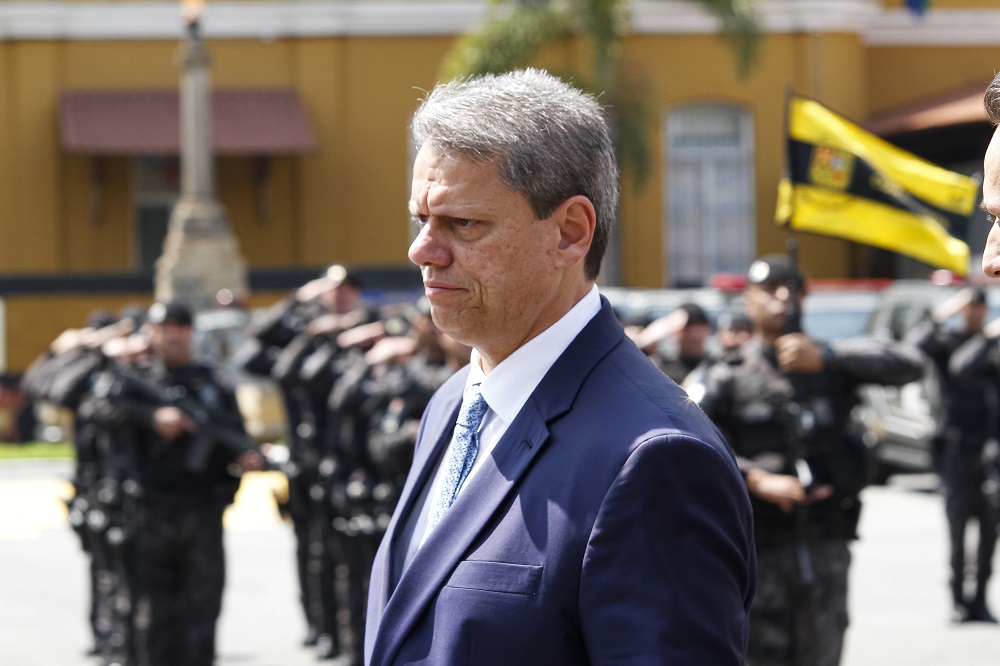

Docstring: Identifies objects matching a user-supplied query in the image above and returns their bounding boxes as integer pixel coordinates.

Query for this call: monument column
[155,0,248,311]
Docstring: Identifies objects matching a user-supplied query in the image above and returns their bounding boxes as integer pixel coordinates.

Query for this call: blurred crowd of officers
[231,266,470,665]
[19,257,1000,666]
[22,265,470,666]
[23,300,264,666]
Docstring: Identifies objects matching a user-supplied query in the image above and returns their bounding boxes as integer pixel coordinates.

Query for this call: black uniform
[234,292,373,659]
[653,348,707,385]
[693,336,923,666]
[23,346,121,660]
[232,293,334,648]
[325,350,451,666]
[84,360,249,666]
[940,329,1000,622]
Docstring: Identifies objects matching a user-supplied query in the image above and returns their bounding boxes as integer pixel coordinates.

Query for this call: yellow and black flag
[775,95,979,276]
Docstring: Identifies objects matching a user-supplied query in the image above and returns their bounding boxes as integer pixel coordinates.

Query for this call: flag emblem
[809,145,855,191]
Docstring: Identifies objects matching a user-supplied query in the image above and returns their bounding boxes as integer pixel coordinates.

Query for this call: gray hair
[986,71,1000,125]
[410,68,619,280]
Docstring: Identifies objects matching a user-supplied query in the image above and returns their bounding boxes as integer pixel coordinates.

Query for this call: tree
[441,0,761,189]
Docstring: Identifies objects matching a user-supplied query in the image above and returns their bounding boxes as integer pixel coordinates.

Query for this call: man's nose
[984,221,1000,278]
[408,222,450,267]
[774,285,791,301]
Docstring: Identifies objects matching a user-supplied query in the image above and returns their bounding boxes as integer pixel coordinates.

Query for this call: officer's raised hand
[775,333,825,373]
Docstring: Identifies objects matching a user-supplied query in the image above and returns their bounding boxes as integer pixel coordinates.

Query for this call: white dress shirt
[397,285,602,574]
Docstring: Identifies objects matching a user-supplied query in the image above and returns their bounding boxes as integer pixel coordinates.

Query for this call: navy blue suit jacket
[365,299,755,665]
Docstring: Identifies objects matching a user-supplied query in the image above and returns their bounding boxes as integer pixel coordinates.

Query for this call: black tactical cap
[677,302,710,327]
[718,310,753,332]
[746,254,805,287]
[86,308,117,329]
[146,301,194,327]
[324,264,363,289]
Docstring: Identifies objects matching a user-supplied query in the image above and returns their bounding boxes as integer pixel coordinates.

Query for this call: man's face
[677,323,710,357]
[407,144,570,367]
[319,282,361,315]
[982,126,1000,277]
[718,327,751,351]
[745,281,802,337]
[963,301,988,333]
[148,321,193,367]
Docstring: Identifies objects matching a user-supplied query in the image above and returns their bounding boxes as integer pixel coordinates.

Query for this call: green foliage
[690,0,762,77]
[441,4,571,79]
[441,0,761,191]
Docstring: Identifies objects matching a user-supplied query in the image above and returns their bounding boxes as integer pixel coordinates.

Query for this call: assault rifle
[105,363,259,474]
[781,237,819,589]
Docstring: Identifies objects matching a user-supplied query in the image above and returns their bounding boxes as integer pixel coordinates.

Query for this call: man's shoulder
[587,342,721,435]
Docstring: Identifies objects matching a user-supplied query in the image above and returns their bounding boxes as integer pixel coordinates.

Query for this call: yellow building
[0,0,998,372]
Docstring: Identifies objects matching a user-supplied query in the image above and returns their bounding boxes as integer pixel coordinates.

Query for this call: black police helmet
[747,254,806,288]
[146,301,194,327]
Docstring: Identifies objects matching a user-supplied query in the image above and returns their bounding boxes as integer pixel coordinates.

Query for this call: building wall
[1,1,1000,372]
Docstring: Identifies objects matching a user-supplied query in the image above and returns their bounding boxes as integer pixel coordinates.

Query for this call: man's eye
[411,215,428,229]
[455,219,476,228]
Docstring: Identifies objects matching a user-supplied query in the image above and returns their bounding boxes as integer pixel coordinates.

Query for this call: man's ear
[554,195,596,268]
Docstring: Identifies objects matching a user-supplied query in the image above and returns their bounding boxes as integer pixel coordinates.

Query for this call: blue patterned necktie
[429,383,489,530]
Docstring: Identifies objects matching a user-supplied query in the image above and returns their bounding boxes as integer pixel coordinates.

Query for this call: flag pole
[781,84,803,319]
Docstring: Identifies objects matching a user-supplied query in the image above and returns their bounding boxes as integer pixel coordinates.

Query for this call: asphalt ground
[1,461,999,664]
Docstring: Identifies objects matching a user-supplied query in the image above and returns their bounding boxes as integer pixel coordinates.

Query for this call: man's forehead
[410,146,507,209]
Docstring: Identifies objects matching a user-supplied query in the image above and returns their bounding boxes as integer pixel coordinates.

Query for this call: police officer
[932,291,1000,623]
[84,301,263,666]
[232,265,369,659]
[689,254,924,666]
[717,310,754,352]
[630,302,713,384]
[75,330,151,666]
[22,312,139,662]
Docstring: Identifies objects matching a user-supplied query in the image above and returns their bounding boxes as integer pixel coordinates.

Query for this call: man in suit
[981,71,1000,276]
[364,68,756,665]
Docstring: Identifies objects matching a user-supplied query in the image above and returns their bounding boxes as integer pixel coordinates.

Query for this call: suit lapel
[370,400,551,666]
[369,300,625,666]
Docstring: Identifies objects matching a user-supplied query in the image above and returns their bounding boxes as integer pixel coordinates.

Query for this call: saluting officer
[22,311,139,662]
[84,301,263,666]
[232,265,369,660]
[936,291,1000,623]
[689,254,924,666]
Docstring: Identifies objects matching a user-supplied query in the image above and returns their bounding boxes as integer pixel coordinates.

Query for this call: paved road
[1,461,998,664]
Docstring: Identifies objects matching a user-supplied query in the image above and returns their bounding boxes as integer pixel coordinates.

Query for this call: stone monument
[155,0,248,311]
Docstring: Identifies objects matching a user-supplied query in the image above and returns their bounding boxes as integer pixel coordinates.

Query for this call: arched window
[664,104,755,286]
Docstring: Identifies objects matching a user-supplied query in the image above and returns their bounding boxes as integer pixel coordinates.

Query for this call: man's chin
[428,309,473,347]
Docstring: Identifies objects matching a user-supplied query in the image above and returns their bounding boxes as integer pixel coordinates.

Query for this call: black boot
[315,633,340,661]
[949,580,971,624]
[302,625,320,648]
[968,585,998,623]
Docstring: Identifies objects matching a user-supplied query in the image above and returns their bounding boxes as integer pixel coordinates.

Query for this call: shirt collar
[468,284,601,425]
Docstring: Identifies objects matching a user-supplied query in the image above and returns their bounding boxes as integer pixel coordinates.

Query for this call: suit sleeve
[579,433,754,664]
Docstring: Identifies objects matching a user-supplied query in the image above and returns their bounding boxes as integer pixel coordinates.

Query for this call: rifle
[104,363,259,474]
[781,236,828,666]
[781,237,818,585]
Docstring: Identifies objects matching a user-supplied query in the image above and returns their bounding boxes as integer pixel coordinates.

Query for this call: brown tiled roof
[60,88,317,155]
[864,82,991,137]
